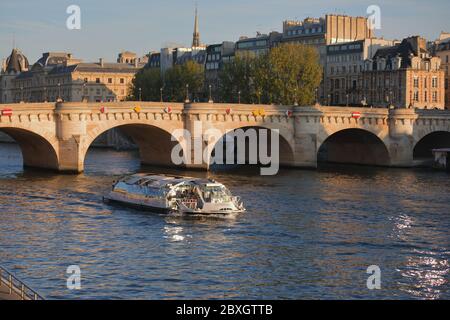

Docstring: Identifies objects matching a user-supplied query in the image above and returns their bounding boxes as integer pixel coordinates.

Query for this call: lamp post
[82,83,86,102]
[20,86,24,103]
[57,83,61,101]
[160,87,163,102]
[238,90,241,104]
[138,87,142,101]
[327,94,331,106]
[185,84,190,103]
[43,87,47,102]
[346,93,349,107]
[257,90,261,104]
[315,88,319,105]
[389,90,394,108]
[294,88,299,106]
[208,84,213,103]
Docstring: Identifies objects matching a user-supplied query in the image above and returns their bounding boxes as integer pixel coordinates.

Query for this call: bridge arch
[317,128,391,166]
[413,130,450,160]
[0,127,59,170]
[206,125,296,169]
[82,122,185,171]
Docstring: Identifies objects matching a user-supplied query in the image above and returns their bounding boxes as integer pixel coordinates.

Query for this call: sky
[0,0,449,64]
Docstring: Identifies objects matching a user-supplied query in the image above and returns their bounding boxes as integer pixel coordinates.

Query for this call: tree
[130,60,204,102]
[129,68,163,101]
[165,60,205,102]
[267,43,322,105]
[218,54,258,104]
[218,43,322,105]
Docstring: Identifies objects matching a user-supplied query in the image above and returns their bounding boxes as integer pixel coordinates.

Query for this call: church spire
[192,5,200,47]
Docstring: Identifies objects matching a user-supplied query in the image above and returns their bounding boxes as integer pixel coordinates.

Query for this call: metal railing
[0,266,44,300]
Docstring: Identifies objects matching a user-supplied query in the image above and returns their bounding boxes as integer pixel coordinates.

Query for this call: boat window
[202,185,232,202]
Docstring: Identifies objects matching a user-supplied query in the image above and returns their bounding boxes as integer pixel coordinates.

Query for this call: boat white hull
[104,191,244,215]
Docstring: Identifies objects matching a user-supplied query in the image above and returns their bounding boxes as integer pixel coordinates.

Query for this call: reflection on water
[0,143,449,299]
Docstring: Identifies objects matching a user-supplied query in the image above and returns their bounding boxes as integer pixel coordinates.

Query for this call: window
[96,78,100,83]
[120,78,125,84]
[433,91,438,102]
[414,91,419,102]
[108,78,113,84]
[432,77,438,88]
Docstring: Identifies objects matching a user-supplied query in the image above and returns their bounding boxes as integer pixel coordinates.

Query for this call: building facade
[282,15,374,102]
[433,40,450,108]
[1,51,142,103]
[325,38,396,105]
[0,48,30,103]
[362,36,445,109]
[204,42,235,94]
[235,32,282,58]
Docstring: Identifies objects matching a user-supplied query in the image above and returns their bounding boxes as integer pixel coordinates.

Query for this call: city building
[430,32,450,108]
[435,42,450,108]
[1,51,142,103]
[0,48,30,103]
[362,36,445,109]
[235,32,282,58]
[325,38,396,105]
[117,51,148,67]
[146,52,161,69]
[204,42,236,96]
[282,14,374,102]
[282,15,374,62]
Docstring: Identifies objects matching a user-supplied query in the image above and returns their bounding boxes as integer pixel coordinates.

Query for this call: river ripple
[0,143,449,299]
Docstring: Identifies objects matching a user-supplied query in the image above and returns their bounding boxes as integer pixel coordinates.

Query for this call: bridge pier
[387,109,416,167]
[58,137,84,173]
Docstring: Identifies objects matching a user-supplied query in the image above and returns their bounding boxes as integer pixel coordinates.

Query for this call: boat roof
[121,174,221,188]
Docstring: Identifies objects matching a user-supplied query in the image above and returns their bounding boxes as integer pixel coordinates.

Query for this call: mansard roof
[5,48,29,73]
[47,62,139,75]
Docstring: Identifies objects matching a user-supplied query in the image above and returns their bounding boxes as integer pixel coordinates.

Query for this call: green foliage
[130,60,204,102]
[164,60,205,102]
[218,43,322,105]
[130,44,322,105]
[129,68,163,101]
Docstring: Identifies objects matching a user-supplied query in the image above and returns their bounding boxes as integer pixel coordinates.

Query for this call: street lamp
[294,88,299,106]
[82,83,87,102]
[160,87,163,102]
[257,90,261,104]
[327,94,331,106]
[57,83,61,101]
[315,88,319,105]
[138,87,142,101]
[185,84,190,103]
[43,87,47,102]
[238,90,241,104]
[208,84,213,103]
[20,86,24,103]
[346,94,349,107]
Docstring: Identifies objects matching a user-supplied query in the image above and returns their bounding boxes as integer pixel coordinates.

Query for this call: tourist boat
[103,174,246,215]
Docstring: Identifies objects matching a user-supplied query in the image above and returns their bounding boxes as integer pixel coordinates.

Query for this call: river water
[0,143,449,300]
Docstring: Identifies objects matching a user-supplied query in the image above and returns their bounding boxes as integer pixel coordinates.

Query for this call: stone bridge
[0,101,449,173]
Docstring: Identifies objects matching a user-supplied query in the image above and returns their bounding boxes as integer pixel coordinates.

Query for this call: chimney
[99,58,104,67]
